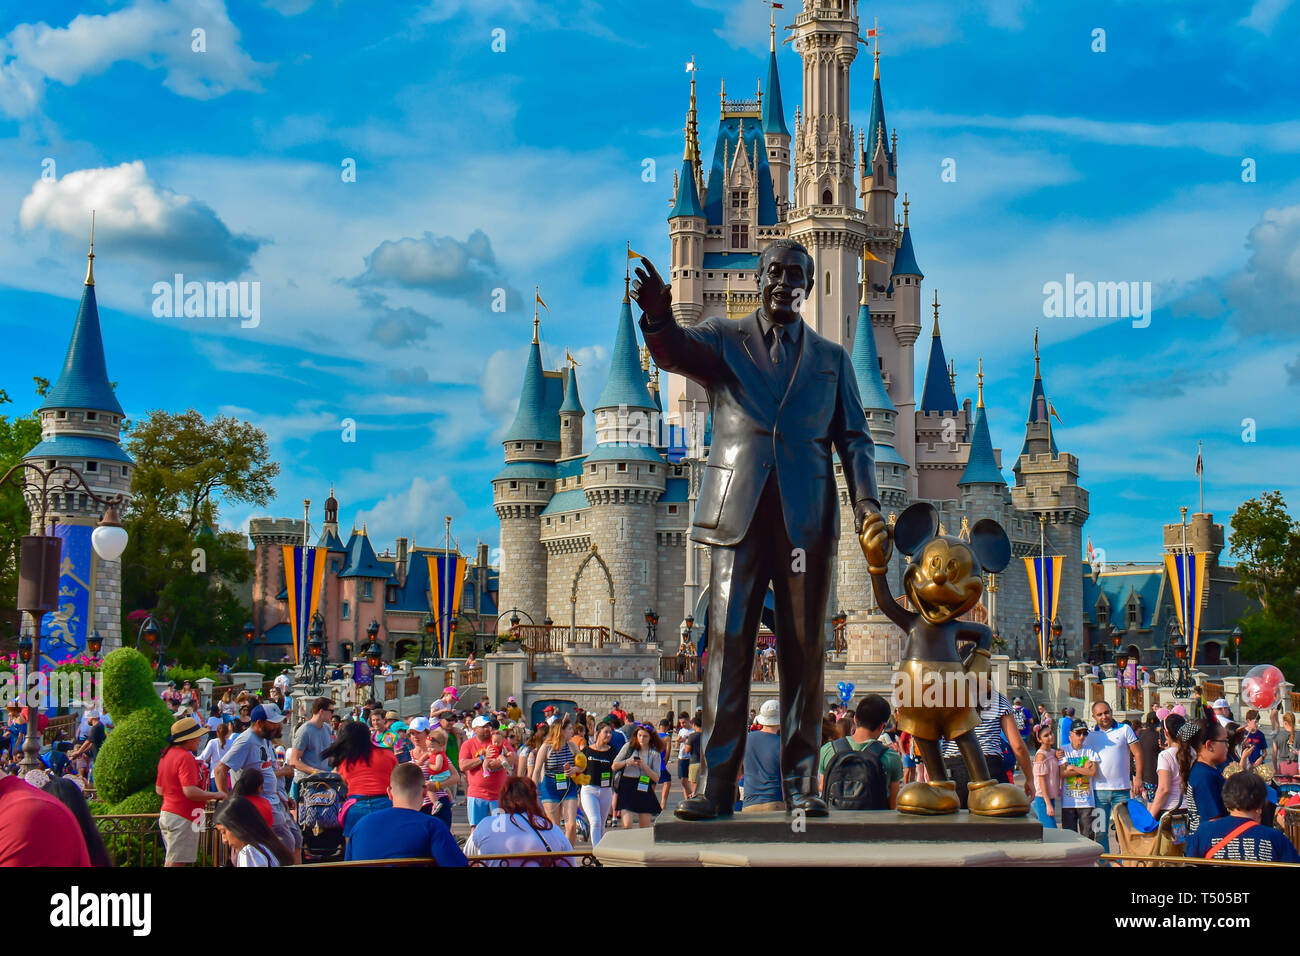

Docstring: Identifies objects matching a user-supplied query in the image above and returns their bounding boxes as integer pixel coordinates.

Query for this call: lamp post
[304,612,327,695]
[1,461,128,775]
[365,619,380,666]
[1051,619,1064,667]
[87,630,103,659]
[1173,635,1191,696]
[242,621,255,671]
[1033,619,1043,666]
[135,614,163,677]
[421,612,437,667]
[645,609,658,643]
[1232,626,1242,677]
[1161,619,1180,688]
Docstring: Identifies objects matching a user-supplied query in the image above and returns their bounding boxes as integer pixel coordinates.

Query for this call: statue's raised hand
[631,257,673,324]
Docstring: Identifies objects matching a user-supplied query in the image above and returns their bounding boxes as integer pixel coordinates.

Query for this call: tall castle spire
[919,291,959,414]
[959,357,1005,487]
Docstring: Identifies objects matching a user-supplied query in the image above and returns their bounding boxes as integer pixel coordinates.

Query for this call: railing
[313,850,599,867]
[404,676,420,696]
[42,713,79,745]
[93,809,229,867]
[1291,691,1300,713]
[459,666,483,686]
[1202,680,1224,702]
[1122,687,1144,712]
[1092,683,1105,704]
[1008,667,1031,689]
[517,625,640,650]
[660,656,700,684]
[1068,679,1084,700]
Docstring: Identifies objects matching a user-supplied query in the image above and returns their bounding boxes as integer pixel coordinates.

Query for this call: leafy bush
[96,648,173,806]
[160,665,218,684]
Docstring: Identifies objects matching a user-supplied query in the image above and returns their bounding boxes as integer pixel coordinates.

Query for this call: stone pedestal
[595,810,1102,867]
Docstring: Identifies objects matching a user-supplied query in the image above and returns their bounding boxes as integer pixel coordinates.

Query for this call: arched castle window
[822,188,833,204]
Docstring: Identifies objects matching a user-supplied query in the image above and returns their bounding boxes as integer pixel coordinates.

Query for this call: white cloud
[0,0,271,118]
[19,161,260,274]
[351,475,468,550]
[1239,0,1295,34]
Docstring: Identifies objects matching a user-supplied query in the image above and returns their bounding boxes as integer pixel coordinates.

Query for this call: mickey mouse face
[904,538,984,624]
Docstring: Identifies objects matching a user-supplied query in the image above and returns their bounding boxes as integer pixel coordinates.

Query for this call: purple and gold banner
[427,553,466,659]
[1164,551,1207,668]
[1023,554,1063,664]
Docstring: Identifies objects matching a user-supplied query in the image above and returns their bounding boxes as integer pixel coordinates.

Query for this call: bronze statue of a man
[632,240,881,819]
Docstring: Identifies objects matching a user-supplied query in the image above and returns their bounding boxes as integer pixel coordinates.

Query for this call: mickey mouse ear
[893,503,938,556]
[970,518,1011,573]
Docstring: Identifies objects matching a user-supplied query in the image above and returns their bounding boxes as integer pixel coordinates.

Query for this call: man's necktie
[766,325,784,365]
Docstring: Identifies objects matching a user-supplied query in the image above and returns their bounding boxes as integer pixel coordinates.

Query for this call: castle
[495,0,1090,661]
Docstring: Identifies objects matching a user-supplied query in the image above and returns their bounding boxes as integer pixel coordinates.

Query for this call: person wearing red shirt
[460,716,517,825]
[323,720,398,841]
[0,769,91,866]
[156,716,225,867]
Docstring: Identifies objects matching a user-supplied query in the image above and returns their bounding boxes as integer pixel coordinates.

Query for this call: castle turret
[1010,333,1089,656]
[23,228,134,654]
[669,68,707,328]
[761,11,791,214]
[860,48,898,285]
[583,286,665,637]
[494,309,560,628]
[787,0,867,345]
[914,293,966,500]
[559,363,585,459]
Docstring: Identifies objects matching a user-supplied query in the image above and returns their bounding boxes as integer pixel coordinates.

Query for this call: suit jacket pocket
[693,464,733,529]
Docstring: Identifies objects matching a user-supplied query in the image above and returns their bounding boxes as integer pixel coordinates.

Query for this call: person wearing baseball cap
[157,716,226,866]
[460,713,516,824]
[1212,699,1233,726]
[216,701,302,864]
[543,705,558,726]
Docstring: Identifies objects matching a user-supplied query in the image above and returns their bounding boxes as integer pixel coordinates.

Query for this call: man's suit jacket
[639,308,879,550]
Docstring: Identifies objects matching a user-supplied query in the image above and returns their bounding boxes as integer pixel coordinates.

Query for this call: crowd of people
[1,670,1297,867]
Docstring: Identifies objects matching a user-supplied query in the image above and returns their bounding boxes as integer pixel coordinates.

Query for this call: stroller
[297,772,347,862]
[1111,799,1188,867]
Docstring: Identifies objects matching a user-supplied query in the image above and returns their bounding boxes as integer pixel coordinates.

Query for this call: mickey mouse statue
[859,502,1030,817]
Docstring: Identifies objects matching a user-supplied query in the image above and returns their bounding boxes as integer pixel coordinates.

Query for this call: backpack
[298,773,345,831]
[821,738,889,811]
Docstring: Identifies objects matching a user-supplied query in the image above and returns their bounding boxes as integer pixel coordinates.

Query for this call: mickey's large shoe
[896,780,960,815]
[967,778,1032,817]
[786,778,829,817]
[674,792,735,821]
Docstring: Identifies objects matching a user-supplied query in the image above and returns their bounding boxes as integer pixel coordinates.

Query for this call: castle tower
[859,49,898,286]
[494,310,560,628]
[914,294,967,501]
[1009,335,1090,653]
[669,66,707,329]
[761,11,792,214]
[559,363,585,460]
[23,231,135,654]
[318,486,345,551]
[248,516,307,646]
[959,359,1011,517]
[887,196,923,488]
[787,0,867,345]
[582,285,665,637]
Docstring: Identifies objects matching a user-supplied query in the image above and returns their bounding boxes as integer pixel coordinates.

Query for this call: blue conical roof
[761,48,789,137]
[959,404,1005,486]
[339,528,389,578]
[504,339,550,442]
[559,365,584,414]
[595,295,656,412]
[864,67,894,176]
[669,158,704,219]
[1015,370,1058,464]
[920,323,959,414]
[40,283,123,416]
[892,225,923,278]
[850,303,894,412]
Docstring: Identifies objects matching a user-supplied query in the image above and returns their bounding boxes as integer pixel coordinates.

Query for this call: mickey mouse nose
[932,571,947,585]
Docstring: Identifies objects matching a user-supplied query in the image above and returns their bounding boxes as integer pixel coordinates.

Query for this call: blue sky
[1,0,1297,565]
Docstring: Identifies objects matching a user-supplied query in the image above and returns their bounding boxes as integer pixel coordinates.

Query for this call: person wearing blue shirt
[345,762,467,866]
[1184,718,1230,835]
[1186,770,1299,863]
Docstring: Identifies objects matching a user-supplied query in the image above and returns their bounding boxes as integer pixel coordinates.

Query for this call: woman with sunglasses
[1177,709,1230,835]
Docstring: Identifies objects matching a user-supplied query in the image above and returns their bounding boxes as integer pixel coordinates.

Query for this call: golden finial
[902,192,910,228]
[640,344,651,373]
[565,348,581,368]
[896,216,903,248]
[767,0,777,52]
[948,359,956,391]
[938,522,947,537]
[361,522,368,536]
[719,77,726,116]
[1033,326,1041,376]
[532,315,540,343]
[329,483,335,497]
[977,357,985,408]
[860,244,870,306]
[932,289,941,334]
[85,210,96,286]
[870,17,882,78]
[533,284,542,343]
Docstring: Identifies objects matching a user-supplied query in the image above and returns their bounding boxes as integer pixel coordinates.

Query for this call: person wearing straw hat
[156,716,226,867]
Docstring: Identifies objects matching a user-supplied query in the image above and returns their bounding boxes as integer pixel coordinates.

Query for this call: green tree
[1229,491,1300,677]
[121,409,280,655]
[0,389,44,635]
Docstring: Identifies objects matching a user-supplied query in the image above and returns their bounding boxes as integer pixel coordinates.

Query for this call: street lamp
[242,620,256,671]
[87,630,102,658]
[136,614,164,677]
[365,619,380,666]
[645,609,658,642]
[1051,619,1064,667]
[17,633,32,664]
[304,612,326,695]
[1232,626,1242,677]
[1172,635,1190,696]
[421,612,437,667]
[1161,619,1181,688]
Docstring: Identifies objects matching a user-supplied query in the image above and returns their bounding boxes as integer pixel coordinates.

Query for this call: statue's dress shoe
[674,793,734,821]
[788,790,829,817]
[896,780,960,816]
[967,778,1031,817]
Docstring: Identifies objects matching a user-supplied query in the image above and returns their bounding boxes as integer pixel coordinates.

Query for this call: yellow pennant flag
[536,289,549,312]
[863,248,884,264]
[628,247,647,261]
